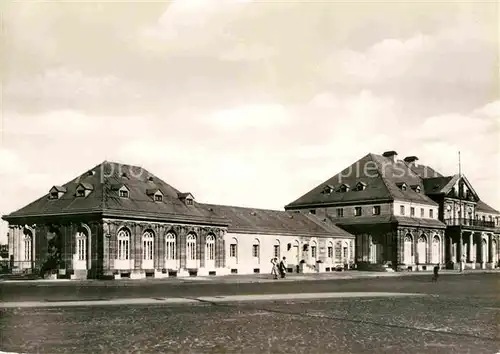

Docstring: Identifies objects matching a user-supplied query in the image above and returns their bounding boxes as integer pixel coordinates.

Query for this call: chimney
[404,156,419,166]
[382,150,398,163]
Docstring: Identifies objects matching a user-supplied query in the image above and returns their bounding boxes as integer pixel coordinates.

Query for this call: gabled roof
[2,161,228,226]
[77,182,94,191]
[50,186,67,193]
[201,204,353,238]
[285,153,438,209]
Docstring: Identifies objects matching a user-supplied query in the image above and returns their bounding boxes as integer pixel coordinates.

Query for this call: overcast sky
[1,0,499,243]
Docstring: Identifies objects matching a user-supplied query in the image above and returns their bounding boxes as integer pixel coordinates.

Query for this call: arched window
[206,234,215,261]
[431,235,440,264]
[252,239,260,261]
[117,228,131,260]
[273,239,280,259]
[404,234,413,265]
[186,233,196,260]
[165,232,177,260]
[311,241,317,260]
[229,237,238,260]
[417,235,427,264]
[327,241,333,259]
[23,230,32,261]
[142,230,154,261]
[75,228,87,261]
[343,241,349,261]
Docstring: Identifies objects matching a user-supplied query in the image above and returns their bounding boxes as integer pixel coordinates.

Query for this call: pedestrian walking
[271,258,279,279]
[432,264,439,282]
[279,257,287,278]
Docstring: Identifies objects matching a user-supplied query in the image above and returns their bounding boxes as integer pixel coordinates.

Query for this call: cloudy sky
[0,0,499,243]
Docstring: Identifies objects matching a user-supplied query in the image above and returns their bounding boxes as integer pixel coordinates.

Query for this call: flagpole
[458,150,464,271]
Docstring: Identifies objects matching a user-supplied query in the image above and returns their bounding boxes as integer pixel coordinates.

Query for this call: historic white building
[285,151,500,271]
[3,161,354,279]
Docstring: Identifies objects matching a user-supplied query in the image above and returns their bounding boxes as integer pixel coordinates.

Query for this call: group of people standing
[271,257,287,279]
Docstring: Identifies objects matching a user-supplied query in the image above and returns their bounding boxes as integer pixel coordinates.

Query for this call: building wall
[224,232,355,275]
[393,200,438,219]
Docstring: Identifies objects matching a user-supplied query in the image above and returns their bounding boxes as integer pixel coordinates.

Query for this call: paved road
[0,272,498,302]
[1,273,499,353]
[1,287,499,353]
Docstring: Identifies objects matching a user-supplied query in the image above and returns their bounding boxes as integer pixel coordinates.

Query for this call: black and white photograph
[0,0,499,353]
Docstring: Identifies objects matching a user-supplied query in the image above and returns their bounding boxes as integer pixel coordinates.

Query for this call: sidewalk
[2,269,498,285]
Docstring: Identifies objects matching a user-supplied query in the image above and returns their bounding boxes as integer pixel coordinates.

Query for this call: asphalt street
[0,273,499,353]
[0,272,499,302]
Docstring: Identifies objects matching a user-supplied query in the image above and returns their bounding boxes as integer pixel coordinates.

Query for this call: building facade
[3,162,354,279]
[285,151,500,271]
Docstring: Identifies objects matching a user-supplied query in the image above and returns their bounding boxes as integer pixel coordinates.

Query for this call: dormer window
[147,188,164,202]
[322,185,333,194]
[355,182,367,191]
[178,192,195,205]
[396,182,408,191]
[411,185,421,193]
[119,190,129,198]
[75,183,93,198]
[339,183,350,192]
[48,186,67,200]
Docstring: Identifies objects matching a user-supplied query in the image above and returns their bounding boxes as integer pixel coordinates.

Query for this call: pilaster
[488,233,493,263]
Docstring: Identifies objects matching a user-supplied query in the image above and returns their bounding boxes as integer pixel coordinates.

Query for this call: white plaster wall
[393,200,438,219]
[224,232,355,275]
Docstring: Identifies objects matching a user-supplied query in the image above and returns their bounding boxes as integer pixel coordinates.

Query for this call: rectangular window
[273,245,280,258]
[50,192,59,199]
[327,246,333,258]
[372,206,380,215]
[77,189,85,197]
[410,207,415,217]
[154,194,162,202]
[119,190,129,198]
[420,208,424,217]
[429,209,434,218]
[311,246,317,258]
[400,205,405,216]
[252,244,260,258]
[309,209,316,215]
[343,246,348,260]
[229,244,237,258]
[354,207,362,216]
[337,208,344,217]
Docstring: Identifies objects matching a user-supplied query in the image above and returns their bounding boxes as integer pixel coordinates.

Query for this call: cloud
[209,104,289,130]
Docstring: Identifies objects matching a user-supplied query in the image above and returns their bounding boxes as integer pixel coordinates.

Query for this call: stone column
[488,233,493,263]
[133,223,141,270]
[199,230,206,269]
[177,226,186,269]
[448,235,453,263]
[467,232,473,262]
[477,232,483,263]
[367,234,372,263]
[102,222,110,274]
[458,232,463,271]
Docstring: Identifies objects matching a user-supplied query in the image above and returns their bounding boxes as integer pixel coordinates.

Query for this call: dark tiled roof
[200,204,353,238]
[406,163,444,179]
[3,161,228,225]
[476,200,500,214]
[422,176,456,195]
[286,153,438,208]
